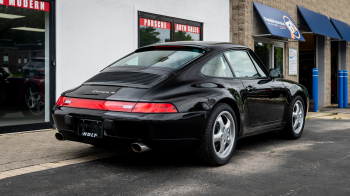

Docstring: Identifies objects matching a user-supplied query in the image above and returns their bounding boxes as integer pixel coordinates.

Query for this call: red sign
[0,0,50,12]
[140,18,171,30]
[175,23,200,34]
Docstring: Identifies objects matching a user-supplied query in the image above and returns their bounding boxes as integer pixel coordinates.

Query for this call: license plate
[77,119,103,138]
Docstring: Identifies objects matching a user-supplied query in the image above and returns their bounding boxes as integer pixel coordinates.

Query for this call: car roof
[139,41,249,52]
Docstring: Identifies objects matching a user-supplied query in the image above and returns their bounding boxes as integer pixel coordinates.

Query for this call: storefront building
[1,0,349,133]
[230,0,350,109]
[0,0,229,133]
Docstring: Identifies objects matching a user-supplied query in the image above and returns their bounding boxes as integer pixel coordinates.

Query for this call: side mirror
[269,69,281,79]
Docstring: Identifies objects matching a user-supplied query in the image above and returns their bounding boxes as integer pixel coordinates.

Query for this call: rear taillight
[132,103,178,113]
[56,96,65,106]
[55,96,178,113]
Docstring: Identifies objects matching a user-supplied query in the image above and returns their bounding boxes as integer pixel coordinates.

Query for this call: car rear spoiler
[135,44,211,53]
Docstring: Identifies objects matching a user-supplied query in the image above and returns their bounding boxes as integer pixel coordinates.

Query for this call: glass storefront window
[174,23,201,41]
[254,42,271,70]
[139,18,171,47]
[274,46,283,74]
[0,2,51,127]
[254,41,284,75]
[138,12,203,48]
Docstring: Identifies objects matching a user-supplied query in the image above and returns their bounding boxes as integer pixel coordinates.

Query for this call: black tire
[195,103,238,166]
[282,95,306,139]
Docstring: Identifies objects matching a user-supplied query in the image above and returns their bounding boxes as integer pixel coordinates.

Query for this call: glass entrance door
[0,3,51,127]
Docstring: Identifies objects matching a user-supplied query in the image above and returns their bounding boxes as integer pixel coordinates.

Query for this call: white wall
[55,0,230,99]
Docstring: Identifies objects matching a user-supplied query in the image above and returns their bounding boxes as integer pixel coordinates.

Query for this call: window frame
[200,53,235,79]
[223,49,265,79]
[138,12,203,48]
[247,50,269,77]
[253,38,285,76]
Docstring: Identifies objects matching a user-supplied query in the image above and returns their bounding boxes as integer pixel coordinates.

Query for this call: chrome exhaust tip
[131,142,151,153]
[55,132,65,141]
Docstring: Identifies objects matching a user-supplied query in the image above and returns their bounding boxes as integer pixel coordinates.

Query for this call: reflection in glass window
[201,54,233,77]
[0,4,50,126]
[224,51,259,77]
[110,49,205,69]
[139,18,171,47]
[174,24,200,41]
[274,47,283,74]
[254,42,271,70]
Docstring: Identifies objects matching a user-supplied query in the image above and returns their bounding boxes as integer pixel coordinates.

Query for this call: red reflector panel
[55,97,178,113]
[55,97,136,112]
[132,103,178,113]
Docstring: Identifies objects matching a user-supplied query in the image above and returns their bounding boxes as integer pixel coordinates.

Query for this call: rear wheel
[196,103,238,166]
[282,96,305,139]
[22,84,45,117]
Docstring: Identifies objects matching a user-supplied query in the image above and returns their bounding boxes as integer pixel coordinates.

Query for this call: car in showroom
[52,41,308,166]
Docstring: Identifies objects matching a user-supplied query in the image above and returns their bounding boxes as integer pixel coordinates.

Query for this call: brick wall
[230,0,350,106]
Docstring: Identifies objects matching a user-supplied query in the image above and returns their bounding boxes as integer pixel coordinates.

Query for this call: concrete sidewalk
[307,107,350,120]
[0,130,116,173]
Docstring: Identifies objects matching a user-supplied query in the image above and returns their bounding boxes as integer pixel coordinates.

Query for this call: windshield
[24,60,45,68]
[110,49,205,69]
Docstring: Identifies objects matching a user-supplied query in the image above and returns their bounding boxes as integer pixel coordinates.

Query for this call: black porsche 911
[53,41,308,166]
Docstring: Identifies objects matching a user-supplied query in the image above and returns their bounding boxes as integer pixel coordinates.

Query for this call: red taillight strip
[55,96,178,113]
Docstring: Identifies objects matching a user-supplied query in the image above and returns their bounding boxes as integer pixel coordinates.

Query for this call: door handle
[246,86,254,92]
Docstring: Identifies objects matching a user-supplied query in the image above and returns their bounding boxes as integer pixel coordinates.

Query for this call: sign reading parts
[0,0,50,11]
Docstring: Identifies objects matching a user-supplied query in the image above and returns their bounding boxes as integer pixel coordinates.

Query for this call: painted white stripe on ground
[0,152,119,180]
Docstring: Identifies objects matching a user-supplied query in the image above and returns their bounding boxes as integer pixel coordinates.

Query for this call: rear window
[110,48,205,69]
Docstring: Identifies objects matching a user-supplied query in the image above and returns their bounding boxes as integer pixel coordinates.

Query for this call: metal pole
[338,70,344,108]
[313,68,318,112]
[344,70,348,107]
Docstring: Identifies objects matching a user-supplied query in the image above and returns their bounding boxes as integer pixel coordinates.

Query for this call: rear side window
[224,51,259,77]
[201,54,233,77]
[110,49,205,69]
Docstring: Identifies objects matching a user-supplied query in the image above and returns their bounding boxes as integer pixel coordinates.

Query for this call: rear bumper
[52,107,207,145]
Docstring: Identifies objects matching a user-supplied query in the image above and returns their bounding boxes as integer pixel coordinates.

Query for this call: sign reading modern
[0,0,50,11]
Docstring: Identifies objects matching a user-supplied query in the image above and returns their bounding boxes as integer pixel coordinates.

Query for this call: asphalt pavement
[0,118,350,196]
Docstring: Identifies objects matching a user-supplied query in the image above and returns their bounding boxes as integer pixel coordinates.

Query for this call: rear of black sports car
[52,45,210,150]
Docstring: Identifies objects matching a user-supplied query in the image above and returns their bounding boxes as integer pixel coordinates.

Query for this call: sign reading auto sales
[175,24,200,34]
[0,0,50,12]
[140,18,171,30]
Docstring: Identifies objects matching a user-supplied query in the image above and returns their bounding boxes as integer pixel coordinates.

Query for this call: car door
[223,50,286,128]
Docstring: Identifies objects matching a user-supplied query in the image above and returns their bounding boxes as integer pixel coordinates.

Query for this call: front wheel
[282,96,306,139]
[196,103,238,166]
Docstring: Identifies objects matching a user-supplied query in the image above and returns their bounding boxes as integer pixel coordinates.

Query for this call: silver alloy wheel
[212,111,235,159]
[292,100,304,134]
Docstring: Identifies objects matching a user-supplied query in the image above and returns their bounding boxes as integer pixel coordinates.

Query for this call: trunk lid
[65,68,175,102]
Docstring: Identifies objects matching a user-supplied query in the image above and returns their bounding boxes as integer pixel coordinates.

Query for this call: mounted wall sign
[253,2,305,41]
[289,48,298,75]
[0,0,50,11]
[139,18,171,30]
[175,23,200,34]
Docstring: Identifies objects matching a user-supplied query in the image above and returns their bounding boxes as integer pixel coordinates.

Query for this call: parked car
[52,41,309,166]
[0,58,45,118]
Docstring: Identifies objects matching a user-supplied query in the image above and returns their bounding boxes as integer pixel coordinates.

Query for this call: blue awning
[330,18,350,42]
[297,6,341,40]
[253,2,305,41]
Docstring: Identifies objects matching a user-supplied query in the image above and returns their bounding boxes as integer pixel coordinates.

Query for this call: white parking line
[0,152,119,180]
